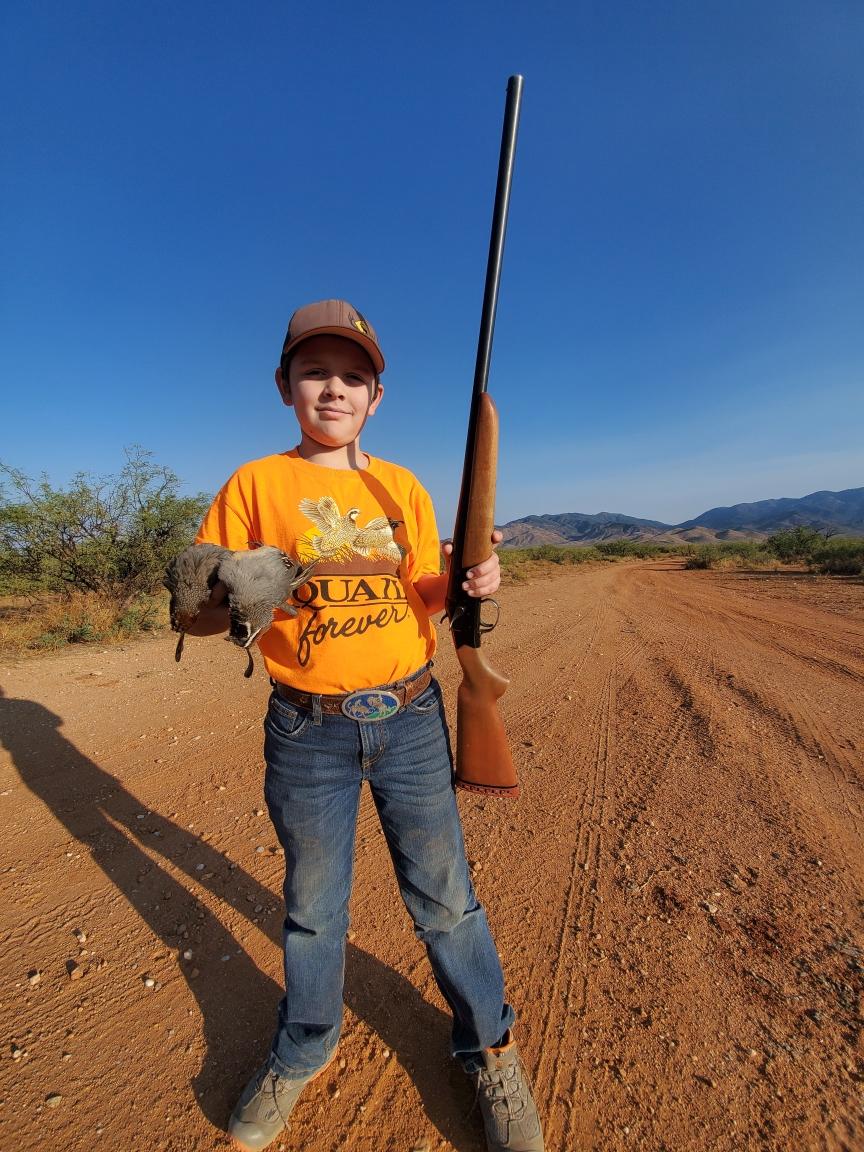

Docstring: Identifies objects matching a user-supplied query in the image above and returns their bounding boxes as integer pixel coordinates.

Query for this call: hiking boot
[228,1061,323,1151]
[468,1030,545,1152]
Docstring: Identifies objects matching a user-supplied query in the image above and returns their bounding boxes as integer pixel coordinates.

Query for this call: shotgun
[445,74,523,799]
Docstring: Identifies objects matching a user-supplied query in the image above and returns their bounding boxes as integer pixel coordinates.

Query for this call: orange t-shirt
[196,451,441,693]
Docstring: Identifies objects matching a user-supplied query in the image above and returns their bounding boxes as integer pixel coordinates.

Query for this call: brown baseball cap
[280,300,385,374]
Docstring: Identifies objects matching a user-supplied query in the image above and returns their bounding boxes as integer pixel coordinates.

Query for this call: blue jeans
[262,672,515,1077]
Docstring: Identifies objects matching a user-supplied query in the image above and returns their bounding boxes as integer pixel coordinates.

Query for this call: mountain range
[498,487,864,547]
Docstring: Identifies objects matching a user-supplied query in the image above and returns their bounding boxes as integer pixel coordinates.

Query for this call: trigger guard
[479,597,501,634]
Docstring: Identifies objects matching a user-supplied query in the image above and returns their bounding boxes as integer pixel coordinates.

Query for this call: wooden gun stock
[447,395,519,797]
[454,645,517,797]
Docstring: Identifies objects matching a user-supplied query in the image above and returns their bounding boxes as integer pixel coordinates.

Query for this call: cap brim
[282,327,384,374]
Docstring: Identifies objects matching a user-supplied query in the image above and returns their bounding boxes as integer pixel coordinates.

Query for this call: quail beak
[227,621,263,650]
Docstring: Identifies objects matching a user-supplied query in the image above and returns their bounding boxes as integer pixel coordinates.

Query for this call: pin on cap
[280,300,385,374]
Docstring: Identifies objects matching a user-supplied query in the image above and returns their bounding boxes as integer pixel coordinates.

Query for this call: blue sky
[2,1,862,527]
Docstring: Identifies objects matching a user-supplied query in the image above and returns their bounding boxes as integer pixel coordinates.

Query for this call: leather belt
[274,665,433,718]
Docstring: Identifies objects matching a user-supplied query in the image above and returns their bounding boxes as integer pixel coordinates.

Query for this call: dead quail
[163,543,231,662]
[217,545,317,677]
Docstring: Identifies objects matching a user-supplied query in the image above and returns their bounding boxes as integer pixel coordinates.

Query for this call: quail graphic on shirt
[297,497,403,569]
[292,496,409,667]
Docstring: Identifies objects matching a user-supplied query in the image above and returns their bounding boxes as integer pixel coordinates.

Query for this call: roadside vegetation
[502,530,864,582]
[499,539,679,581]
[2,455,861,654]
[681,528,864,575]
[0,449,209,653]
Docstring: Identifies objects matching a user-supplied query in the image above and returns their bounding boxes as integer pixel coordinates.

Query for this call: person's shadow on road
[0,687,482,1149]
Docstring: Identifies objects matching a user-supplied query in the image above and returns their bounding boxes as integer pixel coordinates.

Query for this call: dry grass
[500,545,604,583]
[706,553,785,572]
[0,590,167,655]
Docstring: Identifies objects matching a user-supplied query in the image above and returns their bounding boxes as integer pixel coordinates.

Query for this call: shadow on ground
[0,688,482,1149]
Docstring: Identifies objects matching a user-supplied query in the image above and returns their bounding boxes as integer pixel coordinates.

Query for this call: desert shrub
[499,545,601,579]
[681,541,773,570]
[683,548,714,569]
[0,589,169,653]
[113,594,165,635]
[765,526,823,564]
[593,540,632,558]
[811,538,864,576]
[529,545,599,565]
[0,448,210,602]
[681,534,864,576]
[0,448,210,651]
[725,540,767,562]
[35,615,99,648]
[595,540,672,559]
[518,545,561,563]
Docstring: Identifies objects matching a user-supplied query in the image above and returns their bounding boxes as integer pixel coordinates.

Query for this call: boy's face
[276,335,383,450]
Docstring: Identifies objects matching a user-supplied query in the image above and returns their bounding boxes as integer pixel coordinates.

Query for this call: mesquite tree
[0,447,210,603]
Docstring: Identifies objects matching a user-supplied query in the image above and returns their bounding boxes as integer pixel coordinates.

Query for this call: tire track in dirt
[586,565,863,1152]
[615,567,862,891]
[670,576,863,877]
[498,590,610,739]
[498,577,647,1142]
[722,661,862,874]
[531,664,610,1073]
[556,665,614,1151]
[451,569,624,1144]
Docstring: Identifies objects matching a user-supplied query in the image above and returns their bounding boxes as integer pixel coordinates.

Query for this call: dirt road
[1,561,862,1152]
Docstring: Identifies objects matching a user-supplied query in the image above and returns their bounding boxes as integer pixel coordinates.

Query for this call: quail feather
[163,543,231,663]
[217,545,317,677]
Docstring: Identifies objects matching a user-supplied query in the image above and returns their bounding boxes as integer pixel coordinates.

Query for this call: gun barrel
[447,76,524,627]
[473,73,524,399]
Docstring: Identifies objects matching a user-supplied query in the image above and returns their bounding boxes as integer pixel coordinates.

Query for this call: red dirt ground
[1,560,862,1151]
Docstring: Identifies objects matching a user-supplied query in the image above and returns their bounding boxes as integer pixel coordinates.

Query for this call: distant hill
[677,488,864,534]
[499,511,667,548]
[498,487,864,547]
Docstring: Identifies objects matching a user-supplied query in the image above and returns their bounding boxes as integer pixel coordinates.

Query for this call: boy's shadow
[0,688,481,1149]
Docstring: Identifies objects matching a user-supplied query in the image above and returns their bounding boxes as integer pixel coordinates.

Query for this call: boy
[188,300,544,1152]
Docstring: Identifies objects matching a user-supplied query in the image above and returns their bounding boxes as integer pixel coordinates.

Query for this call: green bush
[0,588,169,654]
[499,545,603,577]
[595,540,671,559]
[679,533,864,576]
[527,545,600,564]
[34,611,99,648]
[765,526,823,564]
[0,448,211,602]
[683,548,713,569]
[114,595,164,635]
[681,541,771,569]
[811,538,864,576]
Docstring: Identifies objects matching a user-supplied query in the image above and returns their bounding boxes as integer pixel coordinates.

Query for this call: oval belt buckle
[341,689,401,722]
